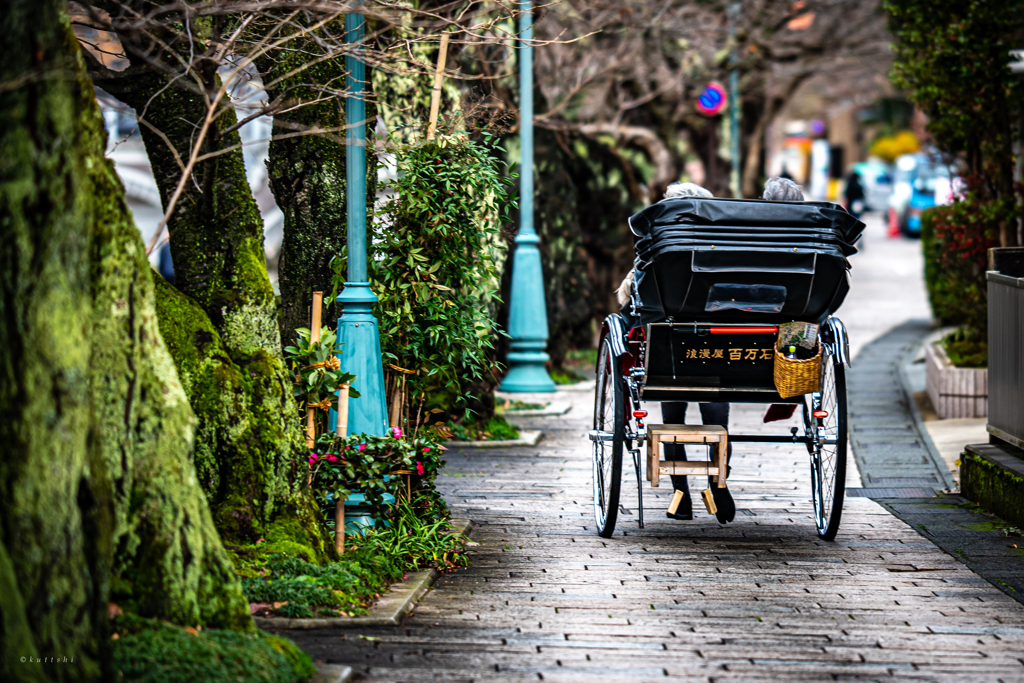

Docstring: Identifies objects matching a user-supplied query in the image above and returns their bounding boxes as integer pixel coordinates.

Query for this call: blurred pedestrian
[844,169,865,220]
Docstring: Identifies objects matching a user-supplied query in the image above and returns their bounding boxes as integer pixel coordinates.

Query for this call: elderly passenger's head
[763,177,804,201]
[664,182,713,200]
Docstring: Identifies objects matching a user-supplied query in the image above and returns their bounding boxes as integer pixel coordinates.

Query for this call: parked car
[887,153,954,236]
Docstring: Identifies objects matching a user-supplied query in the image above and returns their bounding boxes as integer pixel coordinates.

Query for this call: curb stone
[447,430,542,449]
[498,401,572,417]
[310,664,353,683]
[255,518,472,630]
[898,335,957,490]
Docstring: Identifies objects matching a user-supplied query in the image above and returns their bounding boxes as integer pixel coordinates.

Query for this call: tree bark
[1,2,251,679]
[90,14,327,550]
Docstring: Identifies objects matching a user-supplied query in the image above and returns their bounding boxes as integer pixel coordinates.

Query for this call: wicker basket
[773,342,822,398]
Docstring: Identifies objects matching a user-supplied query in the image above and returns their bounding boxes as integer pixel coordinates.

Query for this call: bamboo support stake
[335,383,350,555]
[426,32,450,141]
[306,291,324,450]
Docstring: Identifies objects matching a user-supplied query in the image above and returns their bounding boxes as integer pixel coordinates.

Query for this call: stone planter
[925,341,987,419]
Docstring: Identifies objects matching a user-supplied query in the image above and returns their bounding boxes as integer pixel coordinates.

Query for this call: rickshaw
[591,197,864,541]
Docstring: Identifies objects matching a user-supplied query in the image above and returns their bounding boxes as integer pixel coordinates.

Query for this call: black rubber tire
[593,337,625,538]
[805,345,848,541]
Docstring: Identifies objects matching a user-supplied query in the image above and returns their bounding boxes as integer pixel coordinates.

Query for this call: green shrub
[332,131,513,423]
[309,430,449,526]
[920,195,1005,337]
[111,614,315,683]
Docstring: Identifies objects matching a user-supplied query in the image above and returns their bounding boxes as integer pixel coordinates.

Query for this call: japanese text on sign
[684,348,773,361]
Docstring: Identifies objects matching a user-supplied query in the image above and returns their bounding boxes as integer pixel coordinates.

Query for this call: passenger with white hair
[616,181,734,523]
[762,176,805,201]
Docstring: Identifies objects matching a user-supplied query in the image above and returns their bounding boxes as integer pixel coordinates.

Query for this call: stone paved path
[289,216,1024,680]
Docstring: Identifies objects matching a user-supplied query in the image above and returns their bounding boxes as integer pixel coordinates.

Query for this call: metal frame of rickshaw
[590,312,851,541]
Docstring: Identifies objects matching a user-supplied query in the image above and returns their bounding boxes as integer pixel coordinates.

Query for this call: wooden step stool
[646,424,728,488]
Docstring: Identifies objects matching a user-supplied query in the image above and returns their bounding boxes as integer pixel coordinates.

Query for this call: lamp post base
[330,282,389,436]
[500,349,556,393]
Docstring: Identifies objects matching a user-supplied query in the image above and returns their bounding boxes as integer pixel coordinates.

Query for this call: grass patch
[446,415,519,441]
[550,367,587,385]
[111,614,314,683]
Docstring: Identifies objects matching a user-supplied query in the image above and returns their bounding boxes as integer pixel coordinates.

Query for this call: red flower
[416,462,425,476]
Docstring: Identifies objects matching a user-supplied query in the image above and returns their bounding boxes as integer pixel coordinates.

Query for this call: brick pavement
[288,216,1024,681]
[291,399,1024,681]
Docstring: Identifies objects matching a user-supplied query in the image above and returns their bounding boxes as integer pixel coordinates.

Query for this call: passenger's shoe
[710,486,735,524]
[666,489,693,520]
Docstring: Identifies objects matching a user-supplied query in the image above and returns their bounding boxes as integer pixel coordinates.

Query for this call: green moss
[111,614,314,683]
[961,450,1024,528]
[153,278,331,558]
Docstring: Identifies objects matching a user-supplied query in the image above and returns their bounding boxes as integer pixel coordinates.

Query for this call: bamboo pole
[335,383,350,555]
[305,291,324,450]
[426,32,450,141]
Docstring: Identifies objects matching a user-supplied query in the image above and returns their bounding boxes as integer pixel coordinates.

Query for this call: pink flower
[391,426,402,438]
[422,446,431,454]
[308,453,318,465]
[327,454,339,463]
[357,443,366,452]
[416,461,425,475]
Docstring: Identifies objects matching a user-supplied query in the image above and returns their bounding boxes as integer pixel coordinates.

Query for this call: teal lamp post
[499,0,555,393]
[332,5,389,435]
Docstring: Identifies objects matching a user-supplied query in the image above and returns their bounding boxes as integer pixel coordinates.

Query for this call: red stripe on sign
[709,326,778,334]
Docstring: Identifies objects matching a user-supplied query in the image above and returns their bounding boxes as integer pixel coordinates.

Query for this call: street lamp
[499,0,556,393]
[333,4,389,435]
[728,1,741,197]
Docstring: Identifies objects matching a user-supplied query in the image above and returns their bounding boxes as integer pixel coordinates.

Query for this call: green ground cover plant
[237,499,469,618]
[111,614,315,683]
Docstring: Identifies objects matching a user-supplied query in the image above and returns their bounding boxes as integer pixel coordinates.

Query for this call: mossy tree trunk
[1,2,251,680]
[86,8,332,555]
[255,26,377,348]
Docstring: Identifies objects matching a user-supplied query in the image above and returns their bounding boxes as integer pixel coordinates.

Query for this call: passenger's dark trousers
[660,402,732,492]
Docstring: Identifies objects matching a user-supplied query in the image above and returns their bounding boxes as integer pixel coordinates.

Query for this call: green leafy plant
[356,496,471,573]
[283,326,358,433]
[331,130,514,425]
[310,428,448,525]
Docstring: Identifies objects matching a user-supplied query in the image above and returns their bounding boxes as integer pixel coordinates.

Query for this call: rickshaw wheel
[593,337,626,538]
[804,344,848,541]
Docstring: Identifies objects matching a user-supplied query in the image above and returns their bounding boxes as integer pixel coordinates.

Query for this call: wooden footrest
[646,424,728,489]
